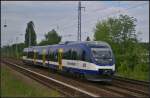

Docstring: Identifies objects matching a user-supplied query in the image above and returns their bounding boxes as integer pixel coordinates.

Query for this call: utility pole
[16,37,18,59]
[4,2,8,57]
[29,29,31,47]
[78,1,85,41]
[10,40,13,57]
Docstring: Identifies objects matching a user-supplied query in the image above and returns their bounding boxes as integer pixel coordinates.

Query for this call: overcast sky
[1,1,149,46]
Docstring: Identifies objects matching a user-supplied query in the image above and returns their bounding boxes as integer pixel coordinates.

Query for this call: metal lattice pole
[77,1,85,41]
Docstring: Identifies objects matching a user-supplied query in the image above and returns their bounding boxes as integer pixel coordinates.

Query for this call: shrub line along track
[2,58,150,97]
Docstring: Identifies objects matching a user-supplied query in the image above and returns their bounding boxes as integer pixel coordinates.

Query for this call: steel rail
[2,58,149,97]
[113,75,150,87]
[2,60,99,97]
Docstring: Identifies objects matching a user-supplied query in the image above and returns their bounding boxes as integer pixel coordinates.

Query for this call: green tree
[94,14,148,79]
[94,20,110,42]
[25,21,37,47]
[39,29,61,45]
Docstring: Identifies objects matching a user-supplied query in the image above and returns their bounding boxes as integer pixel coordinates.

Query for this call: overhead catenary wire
[60,2,148,31]
[58,2,148,41]
[52,2,148,31]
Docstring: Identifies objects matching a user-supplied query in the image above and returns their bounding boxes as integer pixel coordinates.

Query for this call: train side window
[23,51,27,56]
[28,51,33,59]
[81,50,90,62]
[76,48,82,60]
[49,51,52,61]
[29,52,32,58]
[81,50,86,61]
[40,54,43,59]
[49,49,51,61]
[35,50,37,59]
[52,52,55,61]
[31,51,34,59]
[27,52,29,58]
[54,51,58,62]
[46,50,49,60]
[38,52,42,59]
[49,50,54,61]
[30,52,31,58]
[63,48,68,59]
[68,49,72,60]
[64,49,70,60]
[50,49,54,61]
[63,50,66,59]
[37,52,40,59]
[72,50,77,60]
[29,52,31,58]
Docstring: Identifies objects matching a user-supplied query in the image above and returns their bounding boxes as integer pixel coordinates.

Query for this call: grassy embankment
[1,64,62,97]
[117,64,149,81]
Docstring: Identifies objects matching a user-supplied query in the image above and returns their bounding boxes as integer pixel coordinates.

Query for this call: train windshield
[91,48,112,64]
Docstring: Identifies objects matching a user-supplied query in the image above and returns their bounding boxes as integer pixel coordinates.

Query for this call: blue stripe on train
[47,63,99,75]
[24,60,112,75]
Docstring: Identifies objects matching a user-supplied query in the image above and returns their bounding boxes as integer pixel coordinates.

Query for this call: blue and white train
[22,41,115,81]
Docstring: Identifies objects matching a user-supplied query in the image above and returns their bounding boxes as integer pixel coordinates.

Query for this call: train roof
[65,41,109,45]
[61,41,111,48]
[24,41,110,51]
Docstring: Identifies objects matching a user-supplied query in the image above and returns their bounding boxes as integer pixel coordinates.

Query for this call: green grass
[1,64,62,97]
[117,71,149,81]
[117,64,149,81]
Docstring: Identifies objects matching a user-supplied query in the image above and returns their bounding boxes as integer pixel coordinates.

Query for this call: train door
[42,48,46,66]
[58,48,63,70]
[33,49,36,64]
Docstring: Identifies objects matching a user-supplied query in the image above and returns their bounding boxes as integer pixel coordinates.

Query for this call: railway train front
[84,41,115,81]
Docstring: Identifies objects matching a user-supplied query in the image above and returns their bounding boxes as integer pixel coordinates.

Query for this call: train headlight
[108,59,112,61]
[95,58,98,61]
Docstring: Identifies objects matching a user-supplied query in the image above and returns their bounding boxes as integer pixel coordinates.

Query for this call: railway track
[113,75,149,87]
[2,58,150,97]
[111,76,150,96]
[2,60,101,97]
